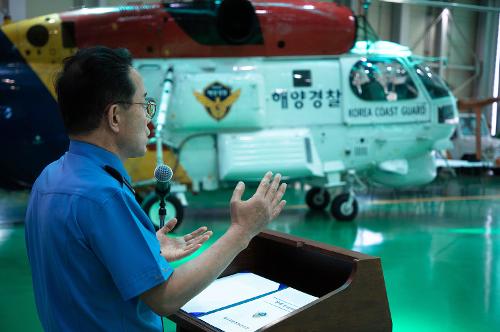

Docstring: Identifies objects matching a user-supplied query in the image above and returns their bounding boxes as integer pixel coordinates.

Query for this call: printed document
[181,272,280,314]
[181,272,318,332]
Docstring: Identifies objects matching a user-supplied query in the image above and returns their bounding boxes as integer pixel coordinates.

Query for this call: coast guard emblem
[194,82,241,121]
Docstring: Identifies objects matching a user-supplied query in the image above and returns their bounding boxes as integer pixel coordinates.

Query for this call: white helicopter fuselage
[135,41,458,194]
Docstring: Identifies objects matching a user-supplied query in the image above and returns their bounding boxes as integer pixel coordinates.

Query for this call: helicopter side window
[414,64,450,99]
[350,59,418,102]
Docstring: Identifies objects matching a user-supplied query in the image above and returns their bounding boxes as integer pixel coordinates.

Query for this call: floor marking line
[369,194,500,205]
[286,194,500,209]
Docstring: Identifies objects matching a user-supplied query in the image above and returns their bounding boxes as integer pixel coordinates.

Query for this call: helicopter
[0,0,458,227]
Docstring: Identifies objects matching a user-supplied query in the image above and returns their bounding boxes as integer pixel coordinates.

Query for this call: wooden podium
[170,230,392,332]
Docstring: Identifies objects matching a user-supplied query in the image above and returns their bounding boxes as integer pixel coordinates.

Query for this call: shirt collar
[68,140,131,183]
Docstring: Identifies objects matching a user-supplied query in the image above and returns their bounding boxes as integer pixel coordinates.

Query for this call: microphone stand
[158,196,166,229]
[156,182,170,229]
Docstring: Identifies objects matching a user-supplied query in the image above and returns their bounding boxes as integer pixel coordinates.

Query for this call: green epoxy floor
[1,174,499,331]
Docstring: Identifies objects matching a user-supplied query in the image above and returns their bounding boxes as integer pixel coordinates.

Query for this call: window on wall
[414,64,450,99]
[349,58,418,101]
[460,115,489,137]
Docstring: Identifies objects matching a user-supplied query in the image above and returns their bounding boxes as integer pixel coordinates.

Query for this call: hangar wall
[366,0,483,99]
[359,0,500,133]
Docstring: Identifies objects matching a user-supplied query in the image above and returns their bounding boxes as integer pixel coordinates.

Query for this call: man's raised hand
[229,171,287,239]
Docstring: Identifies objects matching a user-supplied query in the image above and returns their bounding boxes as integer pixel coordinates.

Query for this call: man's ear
[106,104,121,134]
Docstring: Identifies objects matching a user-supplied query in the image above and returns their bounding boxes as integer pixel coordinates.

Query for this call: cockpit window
[414,64,450,99]
[350,58,418,101]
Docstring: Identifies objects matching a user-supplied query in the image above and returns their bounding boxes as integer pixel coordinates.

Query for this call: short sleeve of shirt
[76,190,173,301]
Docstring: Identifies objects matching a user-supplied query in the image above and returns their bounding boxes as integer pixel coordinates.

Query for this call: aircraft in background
[449,113,500,166]
[0,0,458,227]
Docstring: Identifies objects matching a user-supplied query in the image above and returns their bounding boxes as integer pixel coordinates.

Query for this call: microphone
[154,164,173,228]
[154,164,173,199]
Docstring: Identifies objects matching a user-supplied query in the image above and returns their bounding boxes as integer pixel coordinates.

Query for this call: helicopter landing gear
[330,192,358,221]
[305,187,331,210]
[304,170,363,221]
[328,170,363,221]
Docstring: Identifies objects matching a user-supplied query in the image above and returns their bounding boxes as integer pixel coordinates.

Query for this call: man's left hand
[156,218,212,262]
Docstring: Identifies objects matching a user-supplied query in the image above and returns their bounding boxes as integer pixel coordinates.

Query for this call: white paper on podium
[181,272,318,332]
[181,272,281,314]
[199,287,318,332]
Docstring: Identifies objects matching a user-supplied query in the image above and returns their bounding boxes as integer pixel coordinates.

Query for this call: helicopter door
[263,58,343,127]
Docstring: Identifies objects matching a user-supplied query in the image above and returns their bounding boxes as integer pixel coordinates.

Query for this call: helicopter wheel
[141,193,184,231]
[305,187,331,211]
[330,193,358,221]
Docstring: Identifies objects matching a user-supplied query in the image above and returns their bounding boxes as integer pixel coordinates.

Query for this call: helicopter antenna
[355,0,379,54]
[362,0,371,43]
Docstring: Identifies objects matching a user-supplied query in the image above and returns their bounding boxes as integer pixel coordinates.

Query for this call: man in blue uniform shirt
[25,47,287,331]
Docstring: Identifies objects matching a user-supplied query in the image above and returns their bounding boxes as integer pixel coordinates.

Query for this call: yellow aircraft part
[2,14,192,185]
[124,148,191,186]
[1,14,75,99]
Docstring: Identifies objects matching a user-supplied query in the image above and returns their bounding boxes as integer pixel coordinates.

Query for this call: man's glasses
[116,99,157,119]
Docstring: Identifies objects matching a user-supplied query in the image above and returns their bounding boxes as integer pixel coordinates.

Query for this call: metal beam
[73,0,99,9]
[379,0,500,13]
